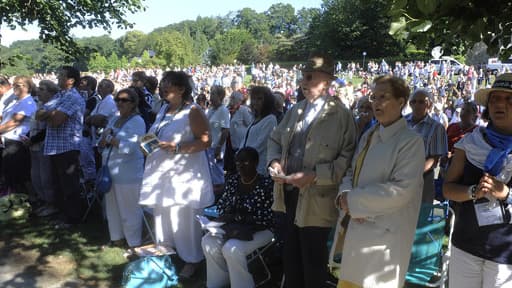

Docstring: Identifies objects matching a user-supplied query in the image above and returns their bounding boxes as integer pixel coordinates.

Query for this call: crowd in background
[1,53,511,288]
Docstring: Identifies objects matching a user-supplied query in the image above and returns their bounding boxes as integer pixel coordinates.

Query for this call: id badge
[474,201,504,226]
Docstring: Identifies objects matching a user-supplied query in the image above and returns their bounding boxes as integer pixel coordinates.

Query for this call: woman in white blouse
[242,86,277,175]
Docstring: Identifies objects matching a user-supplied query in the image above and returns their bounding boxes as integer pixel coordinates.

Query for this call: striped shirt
[44,87,86,155]
[405,114,448,158]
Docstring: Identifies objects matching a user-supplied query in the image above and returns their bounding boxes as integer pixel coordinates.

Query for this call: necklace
[240,173,258,185]
[167,101,185,115]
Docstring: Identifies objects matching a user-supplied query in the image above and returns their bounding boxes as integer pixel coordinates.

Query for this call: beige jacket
[267,96,356,227]
[336,118,425,287]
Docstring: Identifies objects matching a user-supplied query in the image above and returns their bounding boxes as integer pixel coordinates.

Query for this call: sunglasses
[13,83,25,88]
[115,98,133,103]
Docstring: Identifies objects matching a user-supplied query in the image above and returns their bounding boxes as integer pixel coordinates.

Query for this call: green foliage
[2,1,462,75]
[0,0,145,57]
[210,29,254,65]
[151,30,195,67]
[386,0,512,60]
[306,0,405,59]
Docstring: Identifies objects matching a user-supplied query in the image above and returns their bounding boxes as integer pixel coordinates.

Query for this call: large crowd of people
[1,51,512,288]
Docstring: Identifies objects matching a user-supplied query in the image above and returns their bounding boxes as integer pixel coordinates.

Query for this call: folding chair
[80,172,103,222]
[202,204,276,287]
[406,203,455,288]
[247,237,276,287]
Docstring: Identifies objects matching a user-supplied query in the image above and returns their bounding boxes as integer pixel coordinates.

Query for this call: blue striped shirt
[405,114,448,158]
[44,87,85,155]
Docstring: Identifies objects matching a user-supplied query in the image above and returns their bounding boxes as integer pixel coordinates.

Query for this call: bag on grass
[122,255,179,288]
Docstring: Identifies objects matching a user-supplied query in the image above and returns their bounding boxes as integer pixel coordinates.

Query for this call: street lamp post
[362,51,367,72]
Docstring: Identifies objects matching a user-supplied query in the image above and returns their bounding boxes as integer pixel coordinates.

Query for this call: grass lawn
[0,204,285,288]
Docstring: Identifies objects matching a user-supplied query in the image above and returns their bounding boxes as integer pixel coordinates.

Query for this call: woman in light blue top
[98,88,146,249]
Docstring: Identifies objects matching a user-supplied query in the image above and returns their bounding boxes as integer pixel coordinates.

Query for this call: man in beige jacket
[268,52,356,288]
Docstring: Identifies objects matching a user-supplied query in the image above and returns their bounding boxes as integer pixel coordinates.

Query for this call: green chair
[406,203,454,288]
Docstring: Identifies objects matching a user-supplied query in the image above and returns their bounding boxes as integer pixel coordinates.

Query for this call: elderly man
[268,52,356,288]
[406,89,448,204]
[85,79,118,170]
[36,66,86,228]
[225,91,253,173]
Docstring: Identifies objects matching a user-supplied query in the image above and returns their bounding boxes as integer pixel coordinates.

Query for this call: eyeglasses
[114,98,133,103]
[13,83,25,88]
[369,93,392,103]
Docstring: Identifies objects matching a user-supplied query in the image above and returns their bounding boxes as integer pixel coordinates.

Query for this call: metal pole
[362,51,367,72]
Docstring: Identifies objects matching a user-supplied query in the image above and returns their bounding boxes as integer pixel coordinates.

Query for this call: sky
[1,0,323,46]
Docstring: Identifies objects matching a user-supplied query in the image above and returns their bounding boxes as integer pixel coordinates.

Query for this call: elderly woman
[242,86,277,175]
[443,73,512,288]
[202,147,273,288]
[336,75,425,288]
[268,52,356,288]
[139,71,214,278]
[206,85,230,185]
[27,80,59,216]
[98,88,146,250]
[0,76,37,194]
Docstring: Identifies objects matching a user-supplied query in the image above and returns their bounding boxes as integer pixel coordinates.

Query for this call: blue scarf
[484,124,512,176]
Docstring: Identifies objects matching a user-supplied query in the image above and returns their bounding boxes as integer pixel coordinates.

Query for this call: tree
[265,3,296,37]
[295,8,321,35]
[306,0,404,60]
[88,52,109,73]
[209,29,253,65]
[151,31,195,67]
[77,35,119,58]
[386,0,512,59]
[0,0,145,57]
[119,30,148,58]
[232,8,271,42]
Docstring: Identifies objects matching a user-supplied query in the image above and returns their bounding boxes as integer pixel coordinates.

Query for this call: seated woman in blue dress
[201,146,273,288]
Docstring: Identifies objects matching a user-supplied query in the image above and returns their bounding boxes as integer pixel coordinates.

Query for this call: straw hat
[302,52,337,80]
[474,73,512,105]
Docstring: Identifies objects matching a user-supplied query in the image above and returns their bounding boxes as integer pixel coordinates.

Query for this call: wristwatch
[467,185,477,200]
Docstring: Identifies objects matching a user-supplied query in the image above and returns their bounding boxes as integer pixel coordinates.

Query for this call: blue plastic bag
[122,256,179,288]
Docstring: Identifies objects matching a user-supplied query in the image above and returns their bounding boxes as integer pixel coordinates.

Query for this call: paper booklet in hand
[196,215,225,237]
[139,133,160,156]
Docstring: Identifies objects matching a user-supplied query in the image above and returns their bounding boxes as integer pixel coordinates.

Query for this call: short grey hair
[411,88,434,103]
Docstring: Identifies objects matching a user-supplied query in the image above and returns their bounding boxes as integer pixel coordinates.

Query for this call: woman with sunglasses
[98,88,146,251]
[0,76,37,195]
[202,146,273,288]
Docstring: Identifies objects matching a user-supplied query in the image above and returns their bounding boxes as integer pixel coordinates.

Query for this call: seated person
[201,146,273,288]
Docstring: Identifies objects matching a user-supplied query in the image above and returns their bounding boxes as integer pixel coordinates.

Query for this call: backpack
[122,256,179,288]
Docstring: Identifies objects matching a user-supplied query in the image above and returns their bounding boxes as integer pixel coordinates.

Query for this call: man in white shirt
[85,79,118,170]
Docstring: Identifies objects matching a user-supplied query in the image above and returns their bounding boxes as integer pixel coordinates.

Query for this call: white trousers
[201,229,273,288]
[153,204,204,263]
[105,182,142,247]
[450,246,512,288]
